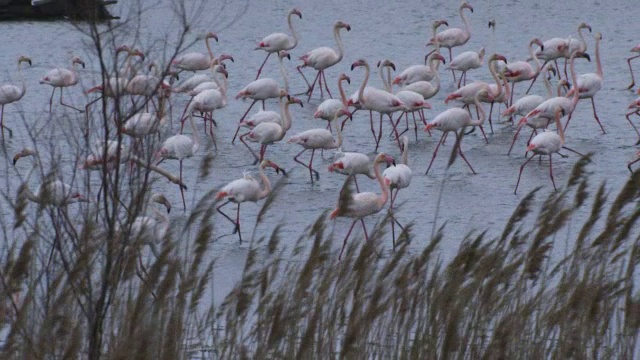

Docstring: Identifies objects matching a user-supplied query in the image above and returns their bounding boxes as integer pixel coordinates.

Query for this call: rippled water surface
[0,0,638,304]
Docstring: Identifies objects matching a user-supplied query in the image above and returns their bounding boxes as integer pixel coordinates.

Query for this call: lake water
[0,0,638,305]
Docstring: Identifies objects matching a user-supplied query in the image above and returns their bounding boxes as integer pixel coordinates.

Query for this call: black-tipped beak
[583,53,591,62]
[346,25,351,31]
[27,59,32,66]
[540,45,544,52]
[351,64,356,71]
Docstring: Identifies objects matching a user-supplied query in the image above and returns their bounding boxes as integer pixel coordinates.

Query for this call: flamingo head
[205,32,219,42]
[595,32,602,41]
[339,73,351,84]
[377,59,396,71]
[278,51,291,60]
[544,64,557,78]
[218,54,235,63]
[489,54,507,64]
[350,59,367,71]
[18,55,32,66]
[572,51,590,62]
[488,19,496,29]
[12,147,37,166]
[287,95,303,107]
[261,159,283,174]
[632,44,640,53]
[116,45,131,55]
[435,19,448,29]
[151,193,172,213]
[290,8,302,19]
[461,2,473,12]
[215,191,229,200]
[335,20,351,31]
[72,56,85,68]
[578,22,592,33]
[338,109,352,119]
[430,53,447,65]
[531,38,544,52]
[216,66,229,78]
[132,49,145,61]
[70,193,89,203]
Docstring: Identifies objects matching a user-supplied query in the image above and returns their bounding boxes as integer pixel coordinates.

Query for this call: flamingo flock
[5,2,640,261]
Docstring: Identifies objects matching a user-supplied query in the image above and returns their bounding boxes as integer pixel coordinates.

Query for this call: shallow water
[0,0,638,305]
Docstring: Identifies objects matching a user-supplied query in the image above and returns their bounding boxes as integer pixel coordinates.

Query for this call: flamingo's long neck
[334,111,344,152]
[281,100,293,133]
[569,52,580,109]
[151,208,170,239]
[577,26,588,52]
[489,58,502,98]
[334,26,345,65]
[500,72,510,101]
[279,56,289,93]
[17,61,26,98]
[555,109,565,146]
[373,156,389,208]
[430,57,441,93]
[460,6,471,41]
[338,78,348,106]
[432,24,441,56]
[595,36,602,79]
[188,112,201,153]
[257,162,272,199]
[471,95,486,126]
[529,40,542,74]
[357,62,370,106]
[205,37,215,59]
[287,12,299,50]
[543,70,553,97]
[379,64,391,93]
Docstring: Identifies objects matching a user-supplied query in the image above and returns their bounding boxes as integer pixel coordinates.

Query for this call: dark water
[0,0,638,304]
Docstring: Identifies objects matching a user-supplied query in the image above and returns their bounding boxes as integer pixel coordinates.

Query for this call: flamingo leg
[48,87,56,113]
[514,154,536,194]
[59,88,83,113]
[628,157,640,173]
[216,200,242,242]
[318,71,324,99]
[625,111,640,142]
[179,160,186,210]
[375,113,383,152]
[360,219,370,241]
[255,52,272,80]
[0,105,13,138]
[339,220,358,260]
[321,71,333,98]
[589,97,605,134]
[410,112,418,140]
[425,132,446,175]
[232,100,258,143]
[389,189,396,248]
[561,146,585,157]
[448,48,457,83]
[296,66,312,90]
[455,132,477,174]
[293,148,319,181]
[353,175,360,192]
[306,71,322,102]
[548,154,557,191]
[388,114,402,149]
[507,124,524,156]
[488,103,495,134]
[239,133,260,163]
[457,71,464,88]
[627,54,640,89]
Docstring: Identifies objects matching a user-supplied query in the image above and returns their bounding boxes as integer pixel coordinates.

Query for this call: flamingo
[383,135,411,247]
[233,51,289,143]
[216,159,281,243]
[564,32,605,134]
[398,53,447,100]
[328,112,375,192]
[254,8,302,79]
[179,65,228,143]
[121,88,170,140]
[21,180,89,207]
[240,96,301,172]
[425,89,491,175]
[313,73,351,131]
[627,44,640,89]
[330,152,395,260]
[297,20,351,101]
[448,47,485,88]
[172,32,218,72]
[504,38,545,106]
[481,67,510,133]
[624,88,640,144]
[287,108,351,182]
[128,194,172,244]
[125,61,175,112]
[349,58,407,152]
[170,53,234,94]
[628,151,640,173]
[393,20,448,87]
[40,56,85,113]
[157,107,201,210]
[427,2,474,82]
[0,55,31,138]
[528,22,591,90]
[515,108,577,194]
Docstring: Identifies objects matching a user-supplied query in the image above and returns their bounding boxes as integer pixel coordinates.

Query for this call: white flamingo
[254,8,302,79]
[0,55,31,138]
[393,20,448,86]
[448,47,485,88]
[383,135,411,246]
[427,2,474,81]
[314,73,351,131]
[216,159,281,243]
[297,20,351,101]
[330,152,395,260]
[504,38,545,106]
[40,56,85,113]
[172,32,218,72]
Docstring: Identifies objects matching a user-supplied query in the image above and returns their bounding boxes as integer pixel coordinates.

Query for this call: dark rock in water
[0,0,118,21]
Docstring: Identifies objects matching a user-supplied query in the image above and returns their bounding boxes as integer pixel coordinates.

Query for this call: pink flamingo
[427,2,474,82]
[383,135,411,246]
[448,47,485,88]
[287,108,351,182]
[564,32,605,134]
[514,107,583,194]
[0,55,31,138]
[330,152,396,260]
[625,88,640,144]
[628,151,640,173]
[254,8,302,79]
[349,58,407,152]
[180,65,228,143]
[297,20,351,101]
[40,56,85,113]
[394,20,448,87]
[172,32,218,72]
[627,44,640,89]
[216,159,281,243]
[425,89,491,175]
[328,113,375,192]
[504,38,545,106]
[240,96,301,173]
[314,73,351,131]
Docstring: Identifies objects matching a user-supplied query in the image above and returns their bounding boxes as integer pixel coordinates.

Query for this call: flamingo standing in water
[172,32,218,72]
[383,135,411,247]
[313,73,351,131]
[287,108,351,182]
[564,32,605,134]
[515,107,580,194]
[628,151,640,173]
[393,20,448,87]
[425,89,491,175]
[427,2,473,82]
[627,44,640,89]
[216,159,281,243]
[254,8,302,79]
[349,58,407,152]
[625,88,640,144]
[503,38,545,106]
[297,20,351,101]
[0,55,31,138]
[447,47,485,88]
[40,56,85,113]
